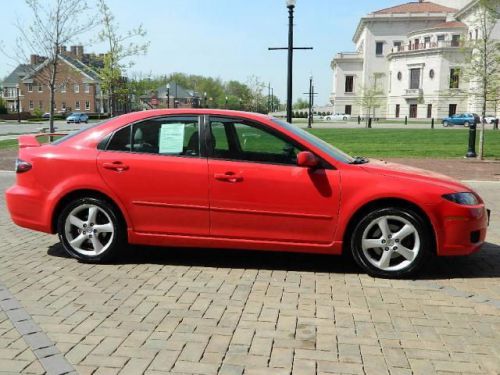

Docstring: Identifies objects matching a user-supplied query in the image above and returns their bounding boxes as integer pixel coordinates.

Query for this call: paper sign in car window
[159,123,185,153]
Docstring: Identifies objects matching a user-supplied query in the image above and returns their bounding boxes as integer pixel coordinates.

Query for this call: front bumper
[435,202,489,256]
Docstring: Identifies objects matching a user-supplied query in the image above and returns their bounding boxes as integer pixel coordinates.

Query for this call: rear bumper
[5,185,52,233]
[436,203,488,256]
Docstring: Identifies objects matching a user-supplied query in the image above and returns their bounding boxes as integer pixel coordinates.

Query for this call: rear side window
[105,116,200,157]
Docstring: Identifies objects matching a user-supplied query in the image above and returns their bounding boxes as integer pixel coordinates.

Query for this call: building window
[424,36,431,45]
[84,83,90,94]
[345,105,352,115]
[29,100,33,110]
[410,68,421,89]
[409,104,418,118]
[475,29,479,40]
[85,100,90,110]
[451,35,461,47]
[27,83,33,92]
[450,68,460,89]
[437,34,445,42]
[427,104,432,118]
[61,83,66,93]
[376,42,384,56]
[74,84,80,93]
[395,104,400,118]
[38,100,43,109]
[394,41,402,51]
[449,104,457,116]
[397,72,402,81]
[429,69,435,79]
[414,39,420,50]
[75,101,80,110]
[62,102,66,111]
[345,76,354,93]
[38,84,42,93]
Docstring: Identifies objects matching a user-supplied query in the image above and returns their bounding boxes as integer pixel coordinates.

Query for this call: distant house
[141,82,202,109]
[0,46,113,115]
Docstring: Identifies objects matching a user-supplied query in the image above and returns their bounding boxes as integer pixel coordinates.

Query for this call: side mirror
[297,151,320,168]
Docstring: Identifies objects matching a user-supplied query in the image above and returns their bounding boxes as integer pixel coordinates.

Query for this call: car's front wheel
[464,121,470,127]
[57,197,125,262]
[350,207,432,278]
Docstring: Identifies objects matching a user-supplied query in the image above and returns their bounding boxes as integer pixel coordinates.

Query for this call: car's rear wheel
[350,207,432,278]
[443,121,449,127]
[57,197,125,262]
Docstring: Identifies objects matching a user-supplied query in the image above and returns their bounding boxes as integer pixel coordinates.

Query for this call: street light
[16,83,20,123]
[225,96,228,109]
[166,83,170,108]
[269,0,313,123]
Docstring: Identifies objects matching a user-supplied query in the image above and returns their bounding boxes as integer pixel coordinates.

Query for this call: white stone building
[331,0,500,119]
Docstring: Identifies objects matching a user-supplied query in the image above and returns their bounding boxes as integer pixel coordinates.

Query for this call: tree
[293,98,309,110]
[0,97,7,115]
[461,0,500,159]
[96,0,149,116]
[357,74,385,128]
[5,0,95,132]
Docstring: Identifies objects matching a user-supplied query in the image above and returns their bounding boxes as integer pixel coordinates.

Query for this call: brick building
[1,46,108,115]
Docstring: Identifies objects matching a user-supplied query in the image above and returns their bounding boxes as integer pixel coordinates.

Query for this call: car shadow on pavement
[47,241,500,279]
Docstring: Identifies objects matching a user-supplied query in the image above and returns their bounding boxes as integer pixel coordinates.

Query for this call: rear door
[206,116,340,244]
[97,115,209,235]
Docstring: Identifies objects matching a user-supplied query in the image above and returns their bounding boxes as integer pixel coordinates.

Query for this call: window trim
[205,115,333,169]
[102,115,203,159]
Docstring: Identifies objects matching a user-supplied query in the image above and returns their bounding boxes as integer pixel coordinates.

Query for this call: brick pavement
[0,173,499,375]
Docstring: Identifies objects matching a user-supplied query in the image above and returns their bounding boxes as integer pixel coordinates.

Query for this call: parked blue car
[66,112,89,124]
[442,113,480,127]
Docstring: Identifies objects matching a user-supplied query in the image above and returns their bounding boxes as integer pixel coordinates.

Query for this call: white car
[324,113,351,121]
[482,115,498,124]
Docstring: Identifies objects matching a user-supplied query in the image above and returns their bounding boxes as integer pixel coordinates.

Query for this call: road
[0,172,499,374]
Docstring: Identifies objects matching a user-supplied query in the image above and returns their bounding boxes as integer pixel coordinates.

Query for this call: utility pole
[269,0,313,123]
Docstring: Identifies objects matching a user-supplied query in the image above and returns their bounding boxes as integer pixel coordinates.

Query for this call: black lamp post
[466,120,477,158]
[16,83,20,123]
[269,0,313,124]
[166,83,170,108]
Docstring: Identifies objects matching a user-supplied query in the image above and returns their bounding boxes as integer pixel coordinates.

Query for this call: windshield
[271,117,354,163]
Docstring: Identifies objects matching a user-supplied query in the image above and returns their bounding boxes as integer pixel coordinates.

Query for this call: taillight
[15,158,32,173]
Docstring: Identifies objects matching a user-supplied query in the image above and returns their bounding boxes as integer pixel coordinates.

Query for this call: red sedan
[5,110,489,278]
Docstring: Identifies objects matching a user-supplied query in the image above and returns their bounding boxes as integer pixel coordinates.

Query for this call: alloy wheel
[361,215,420,272]
[64,204,115,256]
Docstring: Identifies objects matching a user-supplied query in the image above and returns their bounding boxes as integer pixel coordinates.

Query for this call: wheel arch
[51,189,129,234]
[342,197,437,255]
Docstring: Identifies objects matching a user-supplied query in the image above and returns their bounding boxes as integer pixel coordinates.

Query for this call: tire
[350,207,432,278]
[464,121,470,127]
[443,121,449,127]
[57,197,126,263]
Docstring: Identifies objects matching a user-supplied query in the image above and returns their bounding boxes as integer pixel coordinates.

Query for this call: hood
[361,159,472,192]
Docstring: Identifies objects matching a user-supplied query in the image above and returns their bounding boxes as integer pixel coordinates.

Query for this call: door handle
[103,161,129,172]
[214,172,243,183]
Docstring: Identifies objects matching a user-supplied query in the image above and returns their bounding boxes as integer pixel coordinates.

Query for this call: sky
[0,0,405,105]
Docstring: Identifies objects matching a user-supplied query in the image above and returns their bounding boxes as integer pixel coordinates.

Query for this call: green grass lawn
[1,128,499,159]
[308,128,500,158]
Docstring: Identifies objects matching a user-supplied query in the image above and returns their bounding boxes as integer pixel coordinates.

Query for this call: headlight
[442,192,480,205]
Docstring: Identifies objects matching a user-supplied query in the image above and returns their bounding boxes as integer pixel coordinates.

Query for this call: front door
[97,115,209,235]
[206,116,340,244]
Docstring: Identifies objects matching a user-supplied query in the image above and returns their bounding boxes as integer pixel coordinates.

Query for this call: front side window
[106,116,199,157]
[209,117,303,165]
